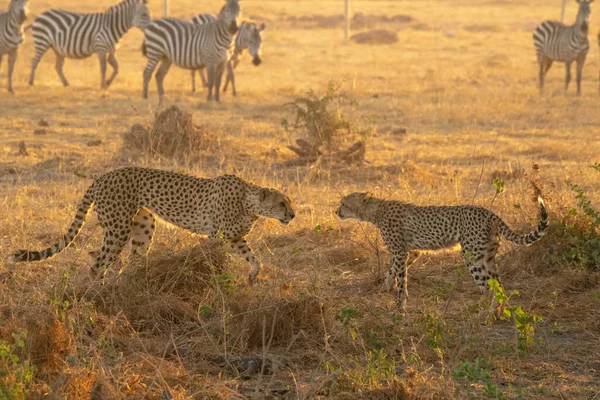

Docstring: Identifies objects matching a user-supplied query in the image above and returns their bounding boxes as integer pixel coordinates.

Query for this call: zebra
[27,0,151,90]
[533,0,593,95]
[141,0,241,102]
[0,0,28,93]
[190,14,265,96]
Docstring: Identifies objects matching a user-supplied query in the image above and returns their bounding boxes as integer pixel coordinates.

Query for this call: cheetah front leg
[128,208,156,267]
[226,238,262,285]
[387,250,409,314]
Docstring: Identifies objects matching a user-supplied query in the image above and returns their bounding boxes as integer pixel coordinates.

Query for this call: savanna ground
[1,0,600,398]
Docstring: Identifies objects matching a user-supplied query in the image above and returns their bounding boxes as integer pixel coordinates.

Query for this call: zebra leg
[564,61,572,93]
[538,58,552,94]
[206,64,216,101]
[97,52,108,89]
[142,59,159,99]
[155,59,172,101]
[223,59,237,96]
[7,48,18,94]
[200,68,208,87]
[213,62,226,102]
[575,55,586,96]
[104,53,119,89]
[191,70,196,93]
[29,40,50,86]
[54,53,69,87]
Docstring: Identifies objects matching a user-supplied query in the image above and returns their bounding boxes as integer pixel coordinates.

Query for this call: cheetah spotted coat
[335,193,548,313]
[9,167,295,283]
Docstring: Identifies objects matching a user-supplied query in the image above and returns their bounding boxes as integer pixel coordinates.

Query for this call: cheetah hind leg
[90,226,131,283]
[482,238,502,320]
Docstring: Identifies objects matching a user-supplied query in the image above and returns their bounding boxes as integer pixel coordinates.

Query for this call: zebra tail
[141,42,147,57]
[23,24,32,32]
[8,185,95,263]
[498,197,548,246]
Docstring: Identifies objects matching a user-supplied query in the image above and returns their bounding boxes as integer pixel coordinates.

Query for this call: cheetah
[335,193,548,314]
[9,167,295,283]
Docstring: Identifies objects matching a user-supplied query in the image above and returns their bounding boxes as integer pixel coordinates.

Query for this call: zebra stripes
[533,0,593,95]
[0,0,28,93]
[27,0,151,90]
[190,14,265,96]
[141,0,241,102]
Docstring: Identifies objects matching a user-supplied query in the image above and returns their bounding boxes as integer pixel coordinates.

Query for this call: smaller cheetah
[335,193,548,313]
[9,167,295,283]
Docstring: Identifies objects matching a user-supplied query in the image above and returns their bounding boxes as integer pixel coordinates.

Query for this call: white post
[344,0,350,41]
[560,0,566,22]
[164,0,169,18]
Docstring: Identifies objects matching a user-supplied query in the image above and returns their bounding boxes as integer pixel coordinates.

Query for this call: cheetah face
[335,192,369,220]
[258,188,295,225]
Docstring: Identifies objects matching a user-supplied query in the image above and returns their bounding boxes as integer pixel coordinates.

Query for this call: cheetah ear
[259,188,272,202]
[259,22,266,31]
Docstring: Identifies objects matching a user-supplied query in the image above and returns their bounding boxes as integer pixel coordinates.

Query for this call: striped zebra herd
[0,0,599,97]
[0,0,265,101]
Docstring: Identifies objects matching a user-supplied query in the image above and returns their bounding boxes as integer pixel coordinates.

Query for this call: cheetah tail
[8,186,95,263]
[498,197,548,246]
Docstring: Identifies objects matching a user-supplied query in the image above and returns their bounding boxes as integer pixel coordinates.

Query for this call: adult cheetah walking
[335,193,548,314]
[9,167,295,283]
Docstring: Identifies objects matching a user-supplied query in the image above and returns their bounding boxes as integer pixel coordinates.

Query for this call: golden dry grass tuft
[1,0,600,398]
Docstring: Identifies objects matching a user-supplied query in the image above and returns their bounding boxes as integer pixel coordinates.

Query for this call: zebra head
[575,0,593,27]
[245,22,266,66]
[218,0,242,35]
[9,0,29,23]
[131,0,152,31]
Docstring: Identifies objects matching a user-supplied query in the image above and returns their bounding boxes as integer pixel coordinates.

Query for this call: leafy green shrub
[0,331,33,400]
[556,165,600,271]
[489,280,542,352]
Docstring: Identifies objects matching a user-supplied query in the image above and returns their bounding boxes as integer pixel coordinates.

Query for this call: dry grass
[1,0,600,398]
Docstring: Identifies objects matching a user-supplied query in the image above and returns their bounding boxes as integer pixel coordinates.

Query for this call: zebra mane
[107,0,143,13]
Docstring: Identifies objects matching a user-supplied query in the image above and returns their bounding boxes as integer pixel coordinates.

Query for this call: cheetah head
[258,188,295,225]
[336,192,371,220]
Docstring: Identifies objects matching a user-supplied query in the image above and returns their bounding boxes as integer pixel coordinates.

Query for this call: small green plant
[488,279,542,352]
[215,273,234,292]
[452,357,510,399]
[0,331,34,400]
[337,306,357,324]
[415,312,448,356]
[336,349,396,391]
[557,165,600,271]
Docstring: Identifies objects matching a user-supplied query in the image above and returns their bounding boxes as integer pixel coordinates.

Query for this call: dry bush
[350,30,399,45]
[122,105,211,161]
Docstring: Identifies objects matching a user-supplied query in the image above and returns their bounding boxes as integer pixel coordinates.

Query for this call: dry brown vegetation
[1,0,600,398]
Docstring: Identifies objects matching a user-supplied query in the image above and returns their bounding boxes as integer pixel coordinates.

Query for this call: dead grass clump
[350,30,399,45]
[122,105,210,161]
[88,241,227,334]
[227,293,329,350]
[26,316,72,374]
[352,13,413,30]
